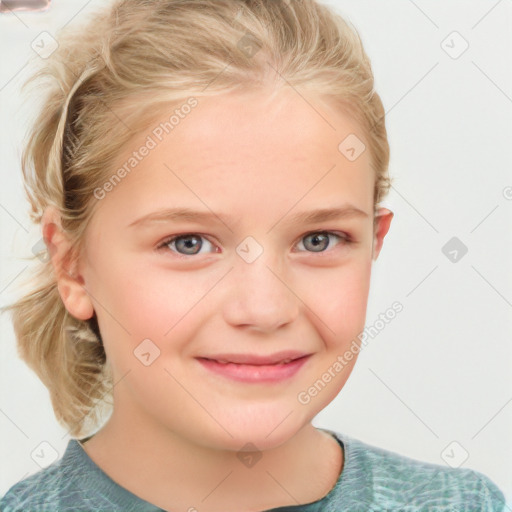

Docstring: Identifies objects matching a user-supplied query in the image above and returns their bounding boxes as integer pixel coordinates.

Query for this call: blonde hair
[2,0,392,438]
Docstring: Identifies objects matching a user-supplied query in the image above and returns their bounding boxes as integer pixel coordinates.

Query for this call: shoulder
[331,431,505,511]
[0,459,76,511]
[0,440,120,512]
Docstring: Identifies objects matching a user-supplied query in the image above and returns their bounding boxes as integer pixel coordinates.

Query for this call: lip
[196,351,312,383]
[198,350,310,365]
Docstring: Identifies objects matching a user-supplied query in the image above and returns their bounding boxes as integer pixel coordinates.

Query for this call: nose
[222,249,299,334]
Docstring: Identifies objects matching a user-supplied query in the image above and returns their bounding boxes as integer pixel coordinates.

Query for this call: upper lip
[197,350,311,365]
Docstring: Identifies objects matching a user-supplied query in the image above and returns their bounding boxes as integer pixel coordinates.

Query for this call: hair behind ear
[1,255,113,438]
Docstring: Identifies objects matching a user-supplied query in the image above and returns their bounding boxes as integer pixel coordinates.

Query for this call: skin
[43,87,393,512]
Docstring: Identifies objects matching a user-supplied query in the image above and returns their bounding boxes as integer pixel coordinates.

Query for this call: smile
[196,352,312,383]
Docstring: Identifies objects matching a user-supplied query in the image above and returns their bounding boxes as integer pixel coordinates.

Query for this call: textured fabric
[0,428,505,511]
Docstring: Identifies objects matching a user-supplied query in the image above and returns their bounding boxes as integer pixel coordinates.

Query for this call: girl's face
[77,88,392,451]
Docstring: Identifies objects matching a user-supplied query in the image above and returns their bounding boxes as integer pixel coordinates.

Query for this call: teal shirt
[0,429,505,511]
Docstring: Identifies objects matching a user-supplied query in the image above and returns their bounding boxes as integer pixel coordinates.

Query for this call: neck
[80,404,343,512]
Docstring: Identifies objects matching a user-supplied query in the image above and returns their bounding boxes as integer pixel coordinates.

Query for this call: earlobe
[372,207,394,261]
[42,207,95,321]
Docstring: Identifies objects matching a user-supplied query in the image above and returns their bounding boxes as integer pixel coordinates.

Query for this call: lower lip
[196,356,311,383]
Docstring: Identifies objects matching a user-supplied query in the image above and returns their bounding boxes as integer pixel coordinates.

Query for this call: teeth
[281,359,292,364]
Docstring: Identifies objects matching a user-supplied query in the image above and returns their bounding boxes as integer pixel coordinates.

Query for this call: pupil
[179,236,200,254]
[308,233,327,252]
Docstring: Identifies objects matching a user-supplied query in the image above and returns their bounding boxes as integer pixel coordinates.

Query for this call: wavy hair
[1,0,392,438]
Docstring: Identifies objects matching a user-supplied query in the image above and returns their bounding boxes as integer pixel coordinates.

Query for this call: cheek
[304,259,371,345]
[92,254,197,338]
[84,253,178,370]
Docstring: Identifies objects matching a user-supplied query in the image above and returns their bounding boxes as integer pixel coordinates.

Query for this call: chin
[200,402,315,452]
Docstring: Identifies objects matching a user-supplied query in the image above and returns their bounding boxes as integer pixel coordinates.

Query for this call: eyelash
[155,230,354,258]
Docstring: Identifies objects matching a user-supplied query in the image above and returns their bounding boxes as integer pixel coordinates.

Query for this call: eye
[156,230,352,258]
[157,233,217,257]
[295,231,352,254]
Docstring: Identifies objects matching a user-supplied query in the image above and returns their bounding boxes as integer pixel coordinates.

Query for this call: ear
[372,207,394,261]
[41,206,94,321]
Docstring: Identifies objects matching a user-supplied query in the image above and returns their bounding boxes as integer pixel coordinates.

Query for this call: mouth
[195,351,312,383]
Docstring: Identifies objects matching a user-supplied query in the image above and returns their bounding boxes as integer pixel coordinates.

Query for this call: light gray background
[1,0,511,503]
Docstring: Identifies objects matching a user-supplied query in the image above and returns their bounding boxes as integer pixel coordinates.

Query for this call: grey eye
[301,232,332,252]
[174,235,202,255]
[164,234,215,256]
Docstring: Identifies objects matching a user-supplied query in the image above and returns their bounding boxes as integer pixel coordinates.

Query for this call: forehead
[97,88,374,225]
[166,88,368,167]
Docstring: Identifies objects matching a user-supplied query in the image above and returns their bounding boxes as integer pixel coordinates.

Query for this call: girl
[0,0,505,510]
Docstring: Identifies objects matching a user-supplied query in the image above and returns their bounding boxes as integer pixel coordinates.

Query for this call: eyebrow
[128,205,369,229]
